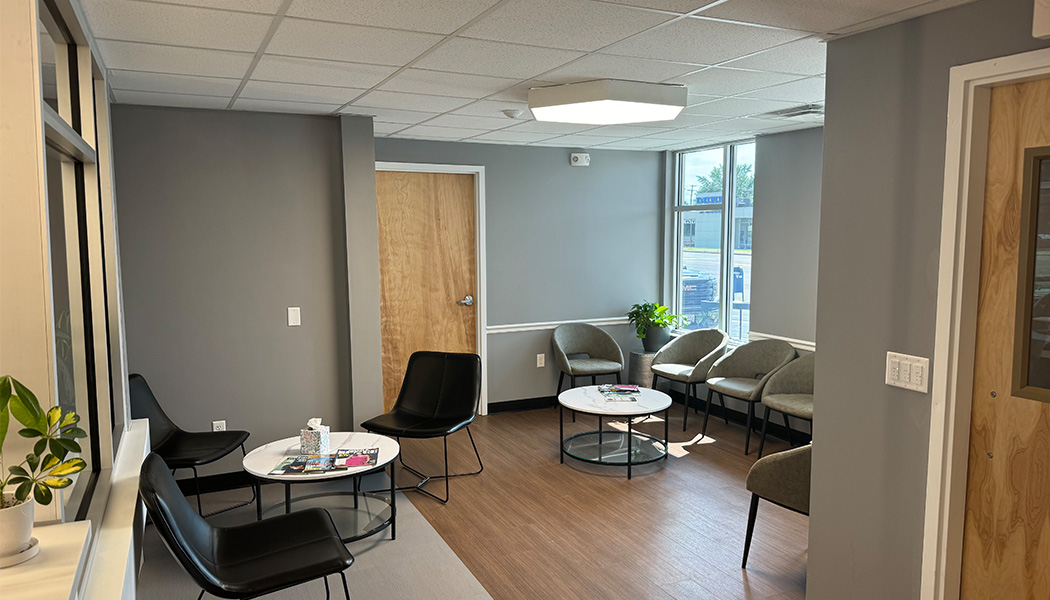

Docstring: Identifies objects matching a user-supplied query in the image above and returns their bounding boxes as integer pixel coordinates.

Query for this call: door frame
[922,46,1050,600]
[374,161,489,415]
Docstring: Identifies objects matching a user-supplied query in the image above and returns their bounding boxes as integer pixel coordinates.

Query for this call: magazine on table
[598,384,640,402]
[272,448,379,474]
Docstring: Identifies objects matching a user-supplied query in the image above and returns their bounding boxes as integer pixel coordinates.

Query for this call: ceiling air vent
[761,103,825,119]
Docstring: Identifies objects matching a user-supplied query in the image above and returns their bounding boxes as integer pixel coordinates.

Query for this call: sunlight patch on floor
[601,417,714,457]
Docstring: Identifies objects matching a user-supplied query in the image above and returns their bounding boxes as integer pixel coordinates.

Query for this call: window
[672,141,756,341]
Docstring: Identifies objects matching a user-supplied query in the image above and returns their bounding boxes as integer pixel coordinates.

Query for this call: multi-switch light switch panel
[885,351,930,393]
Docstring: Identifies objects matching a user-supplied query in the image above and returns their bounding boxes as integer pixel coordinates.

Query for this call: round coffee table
[243,431,399,542]
[558,386,672,479]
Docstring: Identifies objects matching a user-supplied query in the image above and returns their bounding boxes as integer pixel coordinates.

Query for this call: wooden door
[376,171,476,412]
[960,78,1050,598]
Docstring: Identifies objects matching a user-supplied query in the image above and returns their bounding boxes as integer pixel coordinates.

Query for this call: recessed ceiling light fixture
[528,79,687,125]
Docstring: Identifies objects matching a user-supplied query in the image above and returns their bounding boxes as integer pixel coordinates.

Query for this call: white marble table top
[243,431,399,482]
[558,385,672,416]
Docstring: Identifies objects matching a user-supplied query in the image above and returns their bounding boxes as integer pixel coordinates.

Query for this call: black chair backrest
[395,351,481,420]
[129,374,180,449]
[139,452,223,593]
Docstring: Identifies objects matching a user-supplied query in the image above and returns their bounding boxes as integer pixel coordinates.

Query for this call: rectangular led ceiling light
[528,79,687,125]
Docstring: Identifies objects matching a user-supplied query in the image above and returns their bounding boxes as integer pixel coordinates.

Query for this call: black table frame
[250,459,397,543]
[559,404,670,479]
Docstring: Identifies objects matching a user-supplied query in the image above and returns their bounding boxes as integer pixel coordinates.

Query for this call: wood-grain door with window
[960,77,1050,598]
[376,170,477,412]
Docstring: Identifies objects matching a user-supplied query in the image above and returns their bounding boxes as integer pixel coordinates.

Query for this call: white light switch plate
[287,307,301,327]
[886,351,929,393]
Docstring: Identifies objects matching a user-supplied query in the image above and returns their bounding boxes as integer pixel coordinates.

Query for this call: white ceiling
[81,0,975,151]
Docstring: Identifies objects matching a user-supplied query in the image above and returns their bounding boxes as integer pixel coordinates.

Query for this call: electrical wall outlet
[536,353,545,368]
[212,420,226,432]
[287,307,301,327]
[885,351,930,393]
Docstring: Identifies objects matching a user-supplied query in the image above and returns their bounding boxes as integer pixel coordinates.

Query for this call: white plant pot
[0,494,34,558]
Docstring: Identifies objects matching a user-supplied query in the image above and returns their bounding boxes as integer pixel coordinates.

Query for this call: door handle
[458,295,474,306]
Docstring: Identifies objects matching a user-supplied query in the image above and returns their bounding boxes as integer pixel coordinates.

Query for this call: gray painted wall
[112,105,349,475]
[810,0,1050,598]
[373,138,664,402]
[750,127,823,343]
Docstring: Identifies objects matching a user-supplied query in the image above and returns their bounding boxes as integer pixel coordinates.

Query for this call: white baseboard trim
[487,316,630,335]
[748,331,816,352]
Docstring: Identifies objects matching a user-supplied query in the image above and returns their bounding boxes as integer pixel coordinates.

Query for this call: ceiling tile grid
[90,0,973,149]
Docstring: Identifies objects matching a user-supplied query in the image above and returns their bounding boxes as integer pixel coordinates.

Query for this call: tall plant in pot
[627,302,687,352]
[1,375,86,567]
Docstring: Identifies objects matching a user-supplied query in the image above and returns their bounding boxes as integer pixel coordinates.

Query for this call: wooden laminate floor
[394,404,808,600]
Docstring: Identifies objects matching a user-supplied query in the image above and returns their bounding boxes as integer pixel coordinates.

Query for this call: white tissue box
[300,425,330,454]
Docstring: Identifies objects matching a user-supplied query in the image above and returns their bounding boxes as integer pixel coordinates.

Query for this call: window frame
[668,139,756,342]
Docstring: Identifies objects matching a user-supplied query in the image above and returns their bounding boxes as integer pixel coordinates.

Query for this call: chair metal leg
[744,403,755,455]
[324,575,331,600]
[197,590,205,600]
[719,393,729,424]
[757,405,771,459]
[570,376,576,422]
[192,467,203,515]
[683,383,691,431]
[591,375,596,385]
[340,571,351,600]
[395,427,484,504]
[559,405,564,464]
[201,444,257,519]
[556,371,565,396]
[742,494,760,569]
[701,388,714,436]
[615,372,621,384]
[783,412,794,447]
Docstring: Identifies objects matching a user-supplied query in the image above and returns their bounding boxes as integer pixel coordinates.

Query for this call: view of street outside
[681,248,751,339]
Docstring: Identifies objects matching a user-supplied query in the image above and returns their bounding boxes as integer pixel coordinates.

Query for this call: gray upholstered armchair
[757,352,814,458]
[705,339,796,454]
[551,323,625,394]
[742,444,811,568]
[650,328,728,432]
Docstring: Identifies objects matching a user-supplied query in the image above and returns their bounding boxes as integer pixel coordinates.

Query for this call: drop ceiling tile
[700,0,921,34]
[396,125,490,140]
[373,122,409,135]
[340,106,438,124]
[352,90,474,112]
[759,122,824,135]
[469,130,559,143]
[685,97,799,118]
[504,120,598,134]
[268,18,443,66]
[595,138,666,149]
[425,114,516,129]
[587,124,673,137]
[84,0,272,52]
[108,70,241,96]
[534,134,620,147]
[240,80,364,104]
[97,40,253,78]
[487,80,560,103]
[462,0,672,52]
[136,0,284,13]
[600,17,807,64]
[379,69,519,99]
[253,56,398,89]
[659,113,731,127]
[542,54,704,84]
[722,37,826,76]
[232,98,342,114]
[451,99,530,118]
[598,0,719,12]
[112,89,231,109]
[741,76,825,103]
[413,38,583,79]
[672,67,799,96]
[699,117,789,132]
[636,127,725,140]
[286,0,500,35]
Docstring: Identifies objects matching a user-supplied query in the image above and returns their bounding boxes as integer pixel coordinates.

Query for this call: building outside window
[672,141,756,341]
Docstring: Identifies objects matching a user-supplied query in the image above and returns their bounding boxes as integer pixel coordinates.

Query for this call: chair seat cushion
[155,430,250,468]
[652,363,703,383]
[566,358,622,375]
[762,393,814,419]
[213,508,353,596]
[707,377,762,401]
[362,410,476,438]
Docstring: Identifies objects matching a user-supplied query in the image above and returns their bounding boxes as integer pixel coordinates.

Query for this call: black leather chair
[130,374,253,516]
[140,453,354,599]
[361,351,483,503]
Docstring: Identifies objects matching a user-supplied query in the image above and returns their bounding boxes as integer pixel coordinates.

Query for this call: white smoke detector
[502,109,524,119]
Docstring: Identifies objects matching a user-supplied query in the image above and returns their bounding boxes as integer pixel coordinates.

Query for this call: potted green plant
[627,302,687,352]
[0,375,86,567]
